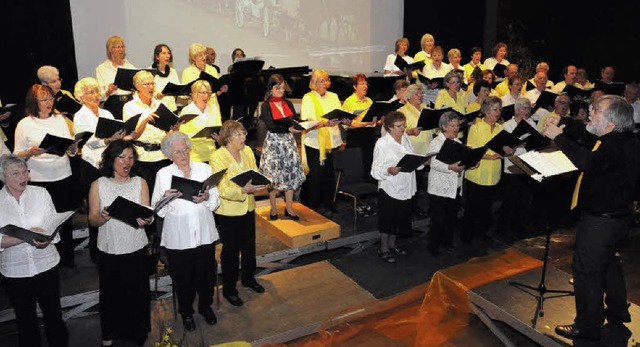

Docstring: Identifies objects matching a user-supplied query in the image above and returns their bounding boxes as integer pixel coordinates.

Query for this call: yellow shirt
[398,103,432,155]
[179,102,220,162]
[434,89,467,113]
[463,62,485,82]
[209,145,257,216]
[182,64,222,115]
[342,93,373,121]
[466,101,481,113]
[464,118,503,186]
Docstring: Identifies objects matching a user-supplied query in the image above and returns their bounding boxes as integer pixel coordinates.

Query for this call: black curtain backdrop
[403,1,640,83]
[1,0,78,109]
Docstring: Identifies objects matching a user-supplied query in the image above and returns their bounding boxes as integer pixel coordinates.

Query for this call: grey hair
[481,96,502,115]
[438,111,460,131]
[0,155,27,183]
[36,65,59,83]
[514,97,531,111]
[598,95,634,133]
[161,131,192,157]
[444,70,460,85]
[404,83,426,102]
[74,77,100,103]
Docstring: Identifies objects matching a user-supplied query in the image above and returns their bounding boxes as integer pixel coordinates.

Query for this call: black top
[554,123,640,214]
[260,99,298,133]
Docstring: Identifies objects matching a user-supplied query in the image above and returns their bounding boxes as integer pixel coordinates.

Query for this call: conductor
[542,95,640,340]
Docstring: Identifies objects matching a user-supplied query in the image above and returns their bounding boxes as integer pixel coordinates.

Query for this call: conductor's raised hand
[543,123,565,140]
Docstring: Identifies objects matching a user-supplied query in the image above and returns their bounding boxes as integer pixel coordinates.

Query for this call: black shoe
[390,246,407,255]
[269,212,278,220]
[242,281,266,293]
[224,294,244,306]
[199,307,217,325]
[555,324,601,340]
[182,316,196,331]
[284,209,300,221]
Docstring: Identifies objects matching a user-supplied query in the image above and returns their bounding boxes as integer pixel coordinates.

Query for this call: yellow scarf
[570,139,601,210]
[301,92,333,171]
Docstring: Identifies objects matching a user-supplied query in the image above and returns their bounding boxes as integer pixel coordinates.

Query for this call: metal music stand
[508,224,574,326]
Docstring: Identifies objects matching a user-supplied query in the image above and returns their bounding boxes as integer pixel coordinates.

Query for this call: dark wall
[404,1,640,83]
[1,0,78,106]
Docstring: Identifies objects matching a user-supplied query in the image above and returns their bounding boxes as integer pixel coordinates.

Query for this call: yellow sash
[570,140,601,210]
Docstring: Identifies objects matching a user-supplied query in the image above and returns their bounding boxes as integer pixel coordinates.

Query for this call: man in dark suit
[542,95,640,340]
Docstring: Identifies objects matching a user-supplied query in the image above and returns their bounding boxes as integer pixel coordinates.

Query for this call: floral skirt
[260,131,306,191]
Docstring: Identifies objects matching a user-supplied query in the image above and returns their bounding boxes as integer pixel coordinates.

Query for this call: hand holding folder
[152,104,197,132]
[436,138,487,168]
[39,133,75,156]
[230,169,272,187]
[170,169,227,202]
[0,210,75,247]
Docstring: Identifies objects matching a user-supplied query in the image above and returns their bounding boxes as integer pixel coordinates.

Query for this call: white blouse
[95,59,136,99]
[152,162,220,250]
[427,132,463,199]
[74,105,115,169]
[0,186,60,278]
[371,132,419,201]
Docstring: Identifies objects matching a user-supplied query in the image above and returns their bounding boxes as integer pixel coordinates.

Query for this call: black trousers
[301,146,337,210]
[497,173,534,237]
[80,160,101,261]
[428,193,459,251]
[31,176,76,267]
[462,179,498,244]
[3,266,68,347]
[573,212,631,329]
[377,189,412,236]
[165,243,217,318]
[99,248,150,344]
[214,212,257,296]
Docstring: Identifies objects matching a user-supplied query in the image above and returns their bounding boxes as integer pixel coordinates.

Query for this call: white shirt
[0,139,9,156]
[427,132,463,199]
[123,94,167,162]
[13,115,72,182]
[150,65,180,111]
[422,62,452,79]
[632,101,640,124]
[502,117,536,173]
[0,186,60,278]
[95,59,136,99]
[371,133,419,201]
[74,105,115,169]
[551,81,570,94]
[483,57,510,71]
[152,162,220,250]
[384,54,414,77]
[501,94,518,107]
[300,91,343,149]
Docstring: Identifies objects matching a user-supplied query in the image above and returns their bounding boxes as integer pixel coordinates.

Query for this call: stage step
[255,201,340,248]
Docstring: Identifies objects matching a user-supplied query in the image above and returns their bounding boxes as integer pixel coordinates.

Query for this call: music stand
[508,224,574,326]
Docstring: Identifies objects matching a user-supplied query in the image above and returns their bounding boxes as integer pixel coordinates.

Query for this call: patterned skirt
[260,132,306,191]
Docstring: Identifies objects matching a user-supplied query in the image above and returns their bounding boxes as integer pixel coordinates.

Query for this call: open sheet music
[0,210,75,246]
[517,150,578,182]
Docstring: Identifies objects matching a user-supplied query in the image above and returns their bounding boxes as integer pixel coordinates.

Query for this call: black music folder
[500,104,515,122]
[533,90,558,112]
[417,108,452,130]
[39,133,74,156]
[105,196,154,228]
[74,131,93,149]
[274,117,305,131]
[525,80,536,91]
[416,74,445,89]
[484,130,523,156]
[162,81,195,96]
[114,68,156,92]
[54,93,82,115]
[455,109,481,126]
[191,126,221,138]
[170,169,227,202]
[562,84,593,101]
[395,153,437,172]
[0,103,16,114]
[361,101,402,123]
[436,138,486,168]
[230,169,272,187]
[323,109,357,121]
[197,71,231,93]
[510,120,549,151]
[594,80,625,96]
[0,210,75,246]
[95,115,140,138]
[492,63,507,79]
[393,55,426,72]
[152,104,197,132]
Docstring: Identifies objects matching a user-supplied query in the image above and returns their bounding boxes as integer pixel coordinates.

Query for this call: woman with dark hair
[0,154,69,347]
[151,44,179,111]
[14,84,78,268]
[259,74,305,220]
[371,111,426,263]
[87,140,152,346]
[210,120,267,307]
[483,42,510,73]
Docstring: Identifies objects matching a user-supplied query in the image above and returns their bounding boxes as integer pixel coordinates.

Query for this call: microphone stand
[508,224,574,326]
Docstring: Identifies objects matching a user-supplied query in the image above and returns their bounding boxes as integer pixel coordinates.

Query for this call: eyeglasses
[8,169,30,178]
[38,98,54,102]
[393,123,406,128]
[171,148,190,157]
[232,130,248,137]
[117,155,135,161]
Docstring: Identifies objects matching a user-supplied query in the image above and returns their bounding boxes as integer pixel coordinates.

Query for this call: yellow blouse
[434,89,467,114]
[209,145,257,216]
[464,118,503,186]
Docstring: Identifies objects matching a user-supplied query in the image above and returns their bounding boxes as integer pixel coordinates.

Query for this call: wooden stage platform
[146,261,375,346]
